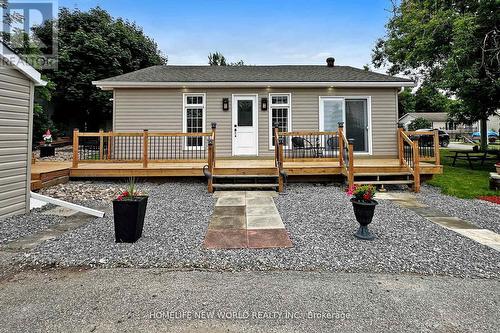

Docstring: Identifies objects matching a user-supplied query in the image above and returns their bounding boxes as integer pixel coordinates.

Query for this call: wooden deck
[31,161,72,190]
[32,158,441,180]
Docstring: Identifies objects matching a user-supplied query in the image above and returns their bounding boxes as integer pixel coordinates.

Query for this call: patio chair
[291,136,321,158]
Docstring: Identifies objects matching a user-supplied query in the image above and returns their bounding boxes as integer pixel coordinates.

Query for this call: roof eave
[0,43,46,86]
[92,80,415,90]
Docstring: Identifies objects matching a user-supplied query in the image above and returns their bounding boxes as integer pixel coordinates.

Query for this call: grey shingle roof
[99,65,412,83]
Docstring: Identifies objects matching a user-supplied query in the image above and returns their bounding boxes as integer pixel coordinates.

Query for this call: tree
[208,51,244,66]
[32,7,167,132]
[408,117,432,131]
[373,0,499,150]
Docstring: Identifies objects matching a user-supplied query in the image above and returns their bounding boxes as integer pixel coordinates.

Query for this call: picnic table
[449,149,499,169]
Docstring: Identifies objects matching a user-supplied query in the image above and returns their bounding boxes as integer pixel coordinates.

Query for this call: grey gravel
[416,185,500,233]
[0,206,64,245]
[1,269,498,333]
[13,182,500,278]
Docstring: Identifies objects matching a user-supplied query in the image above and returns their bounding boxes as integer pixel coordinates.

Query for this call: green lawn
[427,148,499,199]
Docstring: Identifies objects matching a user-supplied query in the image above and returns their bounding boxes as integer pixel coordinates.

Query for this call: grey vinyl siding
[113,87,399,158]
[0,65,33,219]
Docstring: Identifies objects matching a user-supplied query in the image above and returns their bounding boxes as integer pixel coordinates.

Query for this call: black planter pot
[351,198,378,240]
[40,145,55,157]
[112,196,148,243]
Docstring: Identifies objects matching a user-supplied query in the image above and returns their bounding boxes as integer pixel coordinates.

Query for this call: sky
[56,0,393,68]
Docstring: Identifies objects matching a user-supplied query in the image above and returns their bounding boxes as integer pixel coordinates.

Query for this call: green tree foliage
[208,51,244,66]
[398,82,461,118]
[32,7,167,132]
[408,117,432,131]
[373,0,499,149]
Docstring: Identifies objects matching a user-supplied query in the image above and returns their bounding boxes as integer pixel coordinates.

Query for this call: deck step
[213,174,278,179]
[213,184,278,190]
[354,180,414,185]
[354,172,412,177]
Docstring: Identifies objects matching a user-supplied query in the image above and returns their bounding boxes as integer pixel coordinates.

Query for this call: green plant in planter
[113,178,148,243]
[347,185,378,240]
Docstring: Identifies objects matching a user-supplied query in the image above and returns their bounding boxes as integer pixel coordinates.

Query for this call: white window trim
[268,93,292,150]
[182,93,206,150]
[318,96,373,155]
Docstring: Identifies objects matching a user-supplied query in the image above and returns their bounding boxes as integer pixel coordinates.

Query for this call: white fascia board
[0,43,46,86]
[93,80,415,90]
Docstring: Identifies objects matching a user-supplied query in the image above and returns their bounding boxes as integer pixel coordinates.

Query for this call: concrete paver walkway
[377,192,500,252]
[204,191,292,249]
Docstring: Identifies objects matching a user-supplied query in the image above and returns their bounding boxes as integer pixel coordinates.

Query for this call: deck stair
[352,171,414,187]
[211,173,279,191]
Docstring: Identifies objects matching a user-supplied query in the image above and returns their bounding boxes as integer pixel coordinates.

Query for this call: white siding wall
[114,87,399,158]
[0,65,33,219]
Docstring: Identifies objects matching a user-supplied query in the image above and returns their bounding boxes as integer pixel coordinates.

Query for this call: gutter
[92,80,415,90]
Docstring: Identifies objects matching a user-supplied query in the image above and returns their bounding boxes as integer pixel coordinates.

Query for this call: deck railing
[277,131,340,161]
[277,122,354,188]
[403,130,440,165]
[398,128,420,192]
[72,126,216,168]
[273,126,285,192]
[338,123,354,188]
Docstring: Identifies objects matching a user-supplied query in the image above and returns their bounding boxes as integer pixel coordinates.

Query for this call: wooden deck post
[338,122,344,167]
[72,128,79,168]
[348,138,354,188]
[207,138,214,193]
[413,139,421,193]
[107,131,112,160]
[143,129,149,168]
[433,129,440,166]
[211,122,217,167]
[278,139,284,192]
[398,125,404,166]
[99,129,104,160]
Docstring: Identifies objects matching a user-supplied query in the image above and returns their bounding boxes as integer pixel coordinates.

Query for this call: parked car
[414,129,450,147]
[471,130,498,143]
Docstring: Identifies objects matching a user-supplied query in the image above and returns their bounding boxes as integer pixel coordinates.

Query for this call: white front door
[232,94,258,156]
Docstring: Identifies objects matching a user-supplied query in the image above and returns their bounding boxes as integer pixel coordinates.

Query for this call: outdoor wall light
[261,97,268,111]
[222,98,229,111]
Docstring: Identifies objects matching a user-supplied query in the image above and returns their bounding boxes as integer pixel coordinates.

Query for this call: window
[269,93,291,148]
[183,93,206,148]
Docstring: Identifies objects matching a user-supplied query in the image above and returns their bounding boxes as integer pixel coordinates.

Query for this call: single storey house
[0,43,45,219]
[398,112,451,131]
[93,58,414,158]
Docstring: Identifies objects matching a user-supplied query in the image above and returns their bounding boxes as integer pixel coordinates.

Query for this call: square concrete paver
[452,229,500,247]
[246,205,279,216]
[208,215,246,230]
[203,230,248,249]
[247,215,284,230]
[216,196,246,207]
[427,217,481,230]
[246,196,275,207]
[247,229,293,249]
[408,207,449,218]
[245,191,278,199]
[213,206,245,217]
[395,200,428,208]
[213,191,246,198]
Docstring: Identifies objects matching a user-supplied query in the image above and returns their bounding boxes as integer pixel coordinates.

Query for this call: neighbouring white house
[0,42,45,219]
[399,112,500,133]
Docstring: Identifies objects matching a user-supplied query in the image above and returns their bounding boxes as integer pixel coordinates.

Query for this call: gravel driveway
[10,181,499,279]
